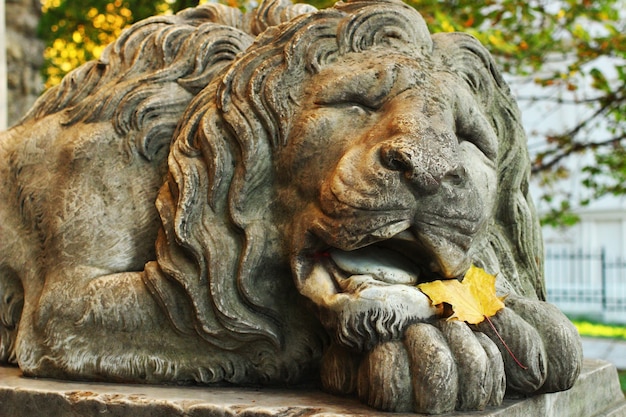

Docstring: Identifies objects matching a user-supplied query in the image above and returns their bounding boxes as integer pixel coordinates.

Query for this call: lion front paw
[321,321,505,414]
[399,321,505,413]
[476,295,583,394]
[320,296,583,414]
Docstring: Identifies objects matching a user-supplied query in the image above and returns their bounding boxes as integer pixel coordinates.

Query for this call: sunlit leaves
[39,0,205,88]
[40,0,135,87]
[39,0,261,89]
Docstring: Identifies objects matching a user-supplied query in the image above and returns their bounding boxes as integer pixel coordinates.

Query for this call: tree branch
[532,133,626,174]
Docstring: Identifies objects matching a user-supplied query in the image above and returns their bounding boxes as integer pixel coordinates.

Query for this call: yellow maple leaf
[417,265,506,324]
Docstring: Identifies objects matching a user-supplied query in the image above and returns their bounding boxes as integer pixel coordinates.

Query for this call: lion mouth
[304,228,470,289]
[326,230,436,286]
[291,225,461,334]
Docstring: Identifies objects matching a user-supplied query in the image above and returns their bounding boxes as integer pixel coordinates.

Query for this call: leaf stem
[484,315,528,370]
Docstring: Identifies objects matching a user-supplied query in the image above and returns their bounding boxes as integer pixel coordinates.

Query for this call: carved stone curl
[0,0,582,414]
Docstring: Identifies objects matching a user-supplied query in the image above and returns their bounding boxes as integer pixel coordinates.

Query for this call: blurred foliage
[573,318,626,393]
[38,0,626,226]
[39,0,200,86]
[572,319,626,340]
[571,316,626,394]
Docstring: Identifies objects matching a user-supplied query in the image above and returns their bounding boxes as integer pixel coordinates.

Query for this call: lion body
[0,0,581,413]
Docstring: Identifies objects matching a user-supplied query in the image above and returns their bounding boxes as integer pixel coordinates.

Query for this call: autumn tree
[38,0,197,86]
[39,0,626,226]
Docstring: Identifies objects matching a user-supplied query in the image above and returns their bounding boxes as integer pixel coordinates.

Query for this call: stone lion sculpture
[0,0,583,414]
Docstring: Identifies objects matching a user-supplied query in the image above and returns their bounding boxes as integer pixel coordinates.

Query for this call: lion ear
[432,32,508,110]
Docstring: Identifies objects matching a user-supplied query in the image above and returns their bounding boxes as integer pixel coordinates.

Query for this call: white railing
[545,247,626,324]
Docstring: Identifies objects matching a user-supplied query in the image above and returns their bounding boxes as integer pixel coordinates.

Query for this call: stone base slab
[0,359,624,416]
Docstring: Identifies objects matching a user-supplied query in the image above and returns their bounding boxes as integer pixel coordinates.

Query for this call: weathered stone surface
[0,359,624,417]
[5,0,44,125]
[0,0,7,128]
[0,0,585,414]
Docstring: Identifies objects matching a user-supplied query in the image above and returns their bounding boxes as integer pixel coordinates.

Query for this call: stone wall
[1,0,7,129]
[5,0,43,127]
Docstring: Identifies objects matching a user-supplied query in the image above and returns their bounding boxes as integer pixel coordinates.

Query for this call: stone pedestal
[0,359,624,417]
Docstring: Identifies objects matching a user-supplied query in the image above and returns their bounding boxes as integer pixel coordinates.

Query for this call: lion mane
[148,0,545,361]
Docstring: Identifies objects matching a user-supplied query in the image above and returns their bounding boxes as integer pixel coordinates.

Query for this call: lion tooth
[370,221,411,239]
[329,246,419,285]
[392,229,418,242]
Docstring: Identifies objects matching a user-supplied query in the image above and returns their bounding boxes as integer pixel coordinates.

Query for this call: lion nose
[379,142,465,195]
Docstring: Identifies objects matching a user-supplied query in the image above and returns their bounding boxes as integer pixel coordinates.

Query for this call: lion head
[154,0,544,354]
